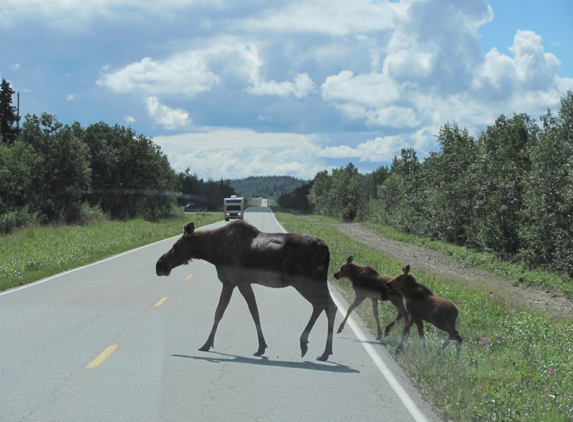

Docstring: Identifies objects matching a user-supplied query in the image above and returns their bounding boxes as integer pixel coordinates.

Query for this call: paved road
[0,207,441,422]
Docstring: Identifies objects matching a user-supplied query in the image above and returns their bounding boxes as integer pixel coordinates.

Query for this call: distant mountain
[229,176,308,200]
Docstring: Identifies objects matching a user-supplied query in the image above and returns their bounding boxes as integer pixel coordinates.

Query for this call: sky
[1,0,572,180]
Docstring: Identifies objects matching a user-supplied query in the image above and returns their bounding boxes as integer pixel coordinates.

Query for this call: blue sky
[1,0,572,180]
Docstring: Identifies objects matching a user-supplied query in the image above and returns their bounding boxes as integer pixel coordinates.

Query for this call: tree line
[283,91,573,278]
[0,79,235,233]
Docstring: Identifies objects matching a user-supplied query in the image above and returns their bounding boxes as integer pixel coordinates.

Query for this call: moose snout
[334,271,341,279]
[386,281,394,291]
[156,260,171,277]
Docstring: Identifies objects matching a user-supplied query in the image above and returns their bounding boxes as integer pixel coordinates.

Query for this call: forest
[3,76,572,279]
[0,79,236,233]
[291,91,573,279]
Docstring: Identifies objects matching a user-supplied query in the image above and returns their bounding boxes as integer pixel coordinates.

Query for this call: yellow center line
[185,274,194,280]
[202,261,208,265]
[154,297,169,307]
[86,345,118,369]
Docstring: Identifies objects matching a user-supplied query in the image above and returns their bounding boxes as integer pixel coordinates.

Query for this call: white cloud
[247,72,315,98]
[0,0,220,30]
[318,135,409,163]
[241,45,316,98]
[146,96,190,130]
[474,30,563,95]
[66,94,75,101]
[97,53,221,98]
[153,128,326,179]
[321,71,419,127]
[238,0,404,37]
[124,116,135,124]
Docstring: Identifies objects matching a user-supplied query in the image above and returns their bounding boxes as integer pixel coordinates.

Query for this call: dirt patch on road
[334,223,573,320]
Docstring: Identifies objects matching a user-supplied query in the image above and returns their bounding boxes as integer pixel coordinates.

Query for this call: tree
[278,180,313,212]
[0,79,20,145]
[378,148,428,234]
[520,91,573,276]
[474,114,538,257]
[0,141,39,214]
[20,113,91,222]
[82,122,178,220]
[424,123,478,244]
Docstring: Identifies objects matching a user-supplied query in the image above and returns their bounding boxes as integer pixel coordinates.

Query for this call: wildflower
[12,257,17,264]
[565,394,571,400]
[547,385,552,393]
[549,368,555,375]
[478,336,489,347]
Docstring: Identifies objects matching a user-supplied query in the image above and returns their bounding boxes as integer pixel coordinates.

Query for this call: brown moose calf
[334,256,408,340]
[387,265,462,355]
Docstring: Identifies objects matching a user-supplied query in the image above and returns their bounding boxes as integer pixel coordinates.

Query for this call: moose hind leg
[200,283,235,352]
[237,283,268,356]
[317,293,337,361]
[300,306,323,358]
[371,299,383,340]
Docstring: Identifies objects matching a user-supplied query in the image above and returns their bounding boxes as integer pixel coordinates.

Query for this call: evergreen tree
[0,79,20,145]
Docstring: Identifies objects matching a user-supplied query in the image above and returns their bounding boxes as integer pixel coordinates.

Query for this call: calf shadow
[172,352,359,374]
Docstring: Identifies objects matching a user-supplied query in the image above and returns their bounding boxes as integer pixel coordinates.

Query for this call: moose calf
[334,256,408,340]
[387,265,462,354]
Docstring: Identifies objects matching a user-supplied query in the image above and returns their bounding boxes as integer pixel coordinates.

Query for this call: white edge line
[272,209,427,422]
[0,220,222,298]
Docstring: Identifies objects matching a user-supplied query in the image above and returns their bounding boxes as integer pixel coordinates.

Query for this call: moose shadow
[171,352,359,374]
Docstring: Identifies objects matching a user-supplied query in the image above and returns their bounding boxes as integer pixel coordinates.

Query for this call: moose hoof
[316,352,330,361]
[336,327,343,334]
[376,334,382,341]
[300,341,309,357]
[253,347,267,357]
[199,344,212,352]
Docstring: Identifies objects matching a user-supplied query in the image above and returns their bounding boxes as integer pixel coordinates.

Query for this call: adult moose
[387,265,462,355]
[334,256,408,340]
[155,220,337,361]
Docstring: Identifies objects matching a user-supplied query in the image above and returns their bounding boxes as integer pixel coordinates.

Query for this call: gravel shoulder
[334,223,573,320]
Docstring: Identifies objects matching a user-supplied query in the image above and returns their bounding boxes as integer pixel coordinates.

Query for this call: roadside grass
[0,212,221,292]
[277,212,573,422]
[361,221,573,299]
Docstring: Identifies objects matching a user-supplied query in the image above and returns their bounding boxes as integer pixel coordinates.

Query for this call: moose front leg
[237,283,268,356]
[337,295,365,334]
[199,283,235,352]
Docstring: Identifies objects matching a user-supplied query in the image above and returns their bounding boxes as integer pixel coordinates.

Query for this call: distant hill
[229,176,308,200]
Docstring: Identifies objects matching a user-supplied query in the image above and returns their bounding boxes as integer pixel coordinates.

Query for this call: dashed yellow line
[154,297,169,307]
[86,345,118,368]
[185,274,194,280]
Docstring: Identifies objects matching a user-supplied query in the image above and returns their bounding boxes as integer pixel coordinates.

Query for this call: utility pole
[17,92,20,130]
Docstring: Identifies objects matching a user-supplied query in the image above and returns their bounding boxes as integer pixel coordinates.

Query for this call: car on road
[183,202,205,212]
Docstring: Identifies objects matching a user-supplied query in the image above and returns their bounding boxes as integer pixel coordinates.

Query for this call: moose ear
[184,222,195,235]
[403,264,411,275]
[347,256,354,264]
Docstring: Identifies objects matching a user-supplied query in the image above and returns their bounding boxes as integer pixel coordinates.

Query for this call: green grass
[277,212,573,422]
[0,212,221,292]
[362,221,573,299]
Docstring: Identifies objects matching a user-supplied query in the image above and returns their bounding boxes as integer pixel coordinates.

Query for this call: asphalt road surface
[0,207,442,422]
